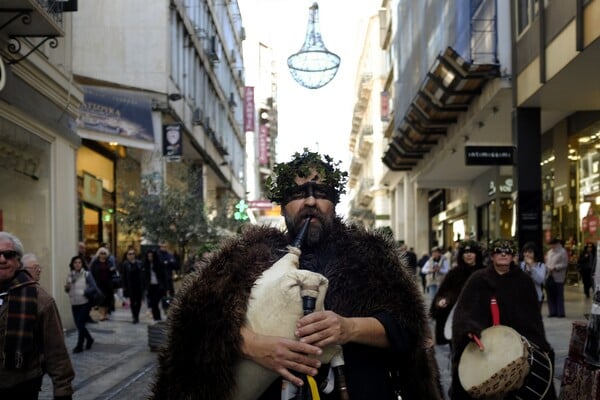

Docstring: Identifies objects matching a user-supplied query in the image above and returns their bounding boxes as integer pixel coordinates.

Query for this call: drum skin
[459,325,530,398]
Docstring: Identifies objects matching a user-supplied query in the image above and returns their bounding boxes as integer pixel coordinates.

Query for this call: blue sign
[78,85,155,143]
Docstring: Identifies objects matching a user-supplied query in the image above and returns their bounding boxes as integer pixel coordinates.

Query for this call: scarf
[2,269,37,369]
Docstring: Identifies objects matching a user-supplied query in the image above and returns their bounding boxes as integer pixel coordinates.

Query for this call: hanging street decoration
[287,2,341,89]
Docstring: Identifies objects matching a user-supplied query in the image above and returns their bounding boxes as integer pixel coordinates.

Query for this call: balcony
[0,0,69,37]
[1,0,76,64]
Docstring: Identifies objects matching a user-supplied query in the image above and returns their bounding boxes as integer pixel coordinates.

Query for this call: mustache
[296,210,324,225]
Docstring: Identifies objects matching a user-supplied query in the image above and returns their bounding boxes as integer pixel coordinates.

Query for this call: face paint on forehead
[282,181,337,204]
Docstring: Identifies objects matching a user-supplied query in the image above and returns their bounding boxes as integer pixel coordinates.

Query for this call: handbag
[84,286,105,306]
[111,270,123,289]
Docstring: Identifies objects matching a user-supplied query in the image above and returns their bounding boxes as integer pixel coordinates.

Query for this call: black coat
[429,263,484,345]
[121,259,146,299]
[450,265,556,400]
[151,218,443,400]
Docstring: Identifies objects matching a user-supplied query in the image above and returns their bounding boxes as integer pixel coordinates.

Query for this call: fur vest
[151,219,442,400]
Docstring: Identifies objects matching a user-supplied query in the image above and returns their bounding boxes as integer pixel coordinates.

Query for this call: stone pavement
[37,284,592,399]
[39,303,160,400]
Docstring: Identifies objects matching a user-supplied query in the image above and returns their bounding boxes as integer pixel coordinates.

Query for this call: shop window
[0,125,51,264]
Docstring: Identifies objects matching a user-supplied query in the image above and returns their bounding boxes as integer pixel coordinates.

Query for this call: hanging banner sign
[258,123,269,165]
[243,86,255,132]
[163,123,183,160]
[380,91,390,122]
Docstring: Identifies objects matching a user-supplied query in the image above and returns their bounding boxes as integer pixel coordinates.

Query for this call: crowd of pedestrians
[0,209,596,400]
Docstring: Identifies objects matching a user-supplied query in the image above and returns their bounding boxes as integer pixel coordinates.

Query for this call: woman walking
[89,247,117,320]
[520,241,547,311]
[430,240,485,346]
[65,255,96,353]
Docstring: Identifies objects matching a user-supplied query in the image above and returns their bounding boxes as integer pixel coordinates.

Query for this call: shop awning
[383,47,500,171]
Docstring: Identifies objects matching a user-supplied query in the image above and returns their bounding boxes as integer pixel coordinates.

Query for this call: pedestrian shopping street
[39,282,593,399]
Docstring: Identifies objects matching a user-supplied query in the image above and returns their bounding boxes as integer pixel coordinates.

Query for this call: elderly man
[0,232,74,399]
[152,149,442,400]
[22,253,42,282]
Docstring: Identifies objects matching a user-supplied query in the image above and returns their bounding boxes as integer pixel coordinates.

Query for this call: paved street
[38,283,592,399]
[39,304,159,400]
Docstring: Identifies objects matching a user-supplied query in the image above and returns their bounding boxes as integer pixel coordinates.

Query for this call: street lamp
[287,2,341,89]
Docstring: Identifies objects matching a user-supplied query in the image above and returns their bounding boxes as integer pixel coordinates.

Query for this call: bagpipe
[232,218,348,400]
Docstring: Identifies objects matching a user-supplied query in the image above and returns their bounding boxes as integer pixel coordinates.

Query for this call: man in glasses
[0,231,74,399]
[449,238,556,399]
[152,149,443,400]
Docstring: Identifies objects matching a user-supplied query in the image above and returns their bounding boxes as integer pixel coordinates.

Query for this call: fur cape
[450,265,556,400]
[151,219,443,400]
[429,263,484,345]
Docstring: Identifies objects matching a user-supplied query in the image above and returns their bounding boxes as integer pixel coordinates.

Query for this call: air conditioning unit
[207,36,219,62]
[228,92,237,108]
[240,27,246,41]
[203,116,210,130]
[192,108,203,125]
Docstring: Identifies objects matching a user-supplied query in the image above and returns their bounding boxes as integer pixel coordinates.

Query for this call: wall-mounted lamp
[477,121,485,129]
[463,135,470,142]
[168,93,183,101]
[492,106,499,114]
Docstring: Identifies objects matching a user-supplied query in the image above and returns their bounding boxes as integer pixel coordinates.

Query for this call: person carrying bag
[65,255,99,353]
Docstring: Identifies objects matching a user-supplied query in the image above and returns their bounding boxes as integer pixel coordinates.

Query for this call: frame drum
[458,325,530,398]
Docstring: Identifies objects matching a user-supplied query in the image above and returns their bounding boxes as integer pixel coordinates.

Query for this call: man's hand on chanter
[296,310,389,348]
[240,326,322,387]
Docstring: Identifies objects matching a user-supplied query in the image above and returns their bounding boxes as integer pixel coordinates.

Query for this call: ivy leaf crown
[265,148,348,204]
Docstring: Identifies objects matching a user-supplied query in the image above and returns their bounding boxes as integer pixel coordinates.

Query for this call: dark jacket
[143,259,169,293]
[151,218,443,400]
[121,259,146,299]
[0,270,74,397]
[450,265,556,399]
[430,262,484,345]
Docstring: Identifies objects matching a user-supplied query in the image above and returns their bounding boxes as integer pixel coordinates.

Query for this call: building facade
[71,0,247,259]
[371,0,512,256]
[0,0,82,318]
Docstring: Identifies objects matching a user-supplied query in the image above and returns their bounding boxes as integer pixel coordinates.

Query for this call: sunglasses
[493,247,514,255]
[127,252,135,255]
[0,250,19,260]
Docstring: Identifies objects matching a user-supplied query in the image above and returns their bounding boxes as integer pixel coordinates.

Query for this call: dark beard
[284,211,333,248]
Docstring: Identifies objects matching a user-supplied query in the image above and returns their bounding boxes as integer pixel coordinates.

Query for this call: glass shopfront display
[577,126,600,246]
[77,145,116,259]
[0,120,51,283]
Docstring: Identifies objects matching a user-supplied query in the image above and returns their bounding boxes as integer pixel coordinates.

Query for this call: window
[515,0,543,37]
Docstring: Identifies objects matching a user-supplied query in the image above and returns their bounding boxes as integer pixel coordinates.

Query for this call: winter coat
[429,262,484,345]
[450,265,555,400]
[151,218,443,400]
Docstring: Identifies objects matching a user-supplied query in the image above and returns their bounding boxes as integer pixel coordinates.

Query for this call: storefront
[541,114,600,267]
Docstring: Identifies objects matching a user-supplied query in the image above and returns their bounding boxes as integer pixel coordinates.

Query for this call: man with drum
[151,149,443,399]
[450,238,556,400]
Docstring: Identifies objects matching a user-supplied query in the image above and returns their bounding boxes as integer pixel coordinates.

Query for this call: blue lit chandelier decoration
[287,2,341,89]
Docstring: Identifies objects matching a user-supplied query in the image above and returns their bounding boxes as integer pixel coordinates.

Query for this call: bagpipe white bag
[232,244,339,400]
